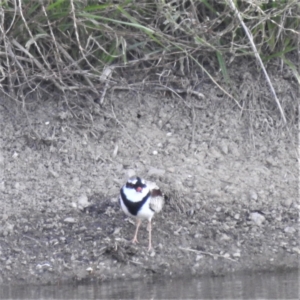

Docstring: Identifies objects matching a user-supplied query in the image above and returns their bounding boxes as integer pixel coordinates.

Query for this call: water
[1,270,298,299]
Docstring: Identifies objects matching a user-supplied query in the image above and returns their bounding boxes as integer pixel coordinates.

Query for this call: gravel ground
[0,72,298,285]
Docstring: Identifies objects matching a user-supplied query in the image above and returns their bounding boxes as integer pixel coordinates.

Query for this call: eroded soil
[0,72,299,285]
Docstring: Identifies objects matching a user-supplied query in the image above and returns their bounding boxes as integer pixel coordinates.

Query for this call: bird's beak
[136,187,142,192]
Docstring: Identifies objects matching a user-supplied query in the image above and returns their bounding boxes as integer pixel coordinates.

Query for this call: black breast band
[120,188,151,216]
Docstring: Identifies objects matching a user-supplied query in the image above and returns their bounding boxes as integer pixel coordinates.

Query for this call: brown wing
[150,189,164,213]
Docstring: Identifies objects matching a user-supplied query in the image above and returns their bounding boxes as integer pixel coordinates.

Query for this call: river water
[1,270,298,299]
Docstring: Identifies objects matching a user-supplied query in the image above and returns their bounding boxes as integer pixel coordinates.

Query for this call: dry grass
[0,0,299,124]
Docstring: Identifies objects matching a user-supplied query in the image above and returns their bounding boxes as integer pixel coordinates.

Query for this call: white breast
[122,186,150,202]
[120,180,164,221]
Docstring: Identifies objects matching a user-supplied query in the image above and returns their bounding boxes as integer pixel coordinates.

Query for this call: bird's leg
[132,219,141,244]
[147,220,152,251]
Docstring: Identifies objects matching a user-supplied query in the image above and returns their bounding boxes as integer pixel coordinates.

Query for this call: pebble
[281,198,293,208]
[77,194,89,211]
[149,250,156,257]
[284,226,296,234]
[195,255,203,261]
[219,142,228,155]
[49,169,59,178]
[210,189,222,197]
[0,181,4,192]
[36,262,52,271]
[64,217,77,224]
[233,251,241,257]
[112,144,118,157]
[12,151,19,159]
[220,234,231,241]
[266,157,278,167]
[152,150,158,155]
[249,212,265,226]
[234,214,240,220]
[292,247,300,254]
[249,190,258,201]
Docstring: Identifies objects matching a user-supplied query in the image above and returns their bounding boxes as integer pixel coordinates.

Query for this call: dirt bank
[0,71,298,285]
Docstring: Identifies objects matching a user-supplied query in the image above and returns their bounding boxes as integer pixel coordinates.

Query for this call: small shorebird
[119,177,164,251]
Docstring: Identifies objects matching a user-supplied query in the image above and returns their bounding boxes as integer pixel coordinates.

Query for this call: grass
[0,0,299,123]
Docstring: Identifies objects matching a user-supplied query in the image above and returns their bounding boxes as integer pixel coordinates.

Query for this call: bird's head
[126,176,147,193]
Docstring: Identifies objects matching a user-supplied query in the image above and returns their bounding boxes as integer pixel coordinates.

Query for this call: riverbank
[0,77,298,285]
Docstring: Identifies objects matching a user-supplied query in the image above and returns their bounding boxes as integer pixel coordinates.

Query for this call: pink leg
[132,219,141,244]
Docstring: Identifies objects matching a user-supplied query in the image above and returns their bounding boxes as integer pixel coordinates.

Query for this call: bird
[119,176,164,251]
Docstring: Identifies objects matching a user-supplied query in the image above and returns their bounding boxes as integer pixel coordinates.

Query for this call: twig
[70,0,98,95]
[179,246,237,262]
[227,0,287,124]
[23,234,44,248]
[11,39,63,92]
[129,260,142,265]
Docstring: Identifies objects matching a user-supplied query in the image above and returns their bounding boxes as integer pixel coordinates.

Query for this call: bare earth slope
[0,81,298,285]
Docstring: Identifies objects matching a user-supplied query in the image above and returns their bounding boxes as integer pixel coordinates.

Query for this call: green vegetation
[0,0,299,122]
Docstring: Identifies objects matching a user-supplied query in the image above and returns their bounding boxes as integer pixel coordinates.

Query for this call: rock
[266,157,278,167]
[0,181,4,192]
[78,194,89,211]
[196,255,203,261]
[167,167,175,173]
[219,141,228,155]
[63,217,77,224]
[220,234,231,241]
[249,211,265,226]
[281,198,293,208]
[232,251,241,257]
[249,190,258,201]
[234,213,240,220]
[49,169,59,178]
[1,222,14,236]
[36,262,52,271]
[292,247,300,254]
[210,189,222,197]
[284,226,296,234]
[12,151,19,159]
[112,144,118,157]
[72,177,82,189]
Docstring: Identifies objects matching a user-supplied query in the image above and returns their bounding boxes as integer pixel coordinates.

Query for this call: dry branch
[227,0,287,124]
